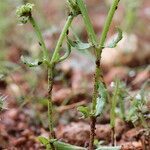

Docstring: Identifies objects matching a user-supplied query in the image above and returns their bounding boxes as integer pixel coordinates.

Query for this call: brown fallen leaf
[121,141,142,150]
[122,127,142,141]
[52,88,72,103]
[13,137,26,146]
[132,70,150,87]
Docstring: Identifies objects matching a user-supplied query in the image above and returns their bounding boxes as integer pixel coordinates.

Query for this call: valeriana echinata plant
[16,0,123,149]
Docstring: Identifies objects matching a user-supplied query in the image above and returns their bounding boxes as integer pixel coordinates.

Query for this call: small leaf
[95,82,108,116]
[50,139,86,150]
[58,41,72,62]
[107,27,123,48]
[38,136,51,150]
[38,136,49,145]
[67,36,92,50]
[95,97,105,117]
[77,106,90,118]
[21,55,42,67]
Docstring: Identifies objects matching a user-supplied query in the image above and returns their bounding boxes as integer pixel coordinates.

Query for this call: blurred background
[0,0,149,149]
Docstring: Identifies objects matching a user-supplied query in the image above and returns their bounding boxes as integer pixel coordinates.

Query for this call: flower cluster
[67,0,80,16]
[16,3,34,24]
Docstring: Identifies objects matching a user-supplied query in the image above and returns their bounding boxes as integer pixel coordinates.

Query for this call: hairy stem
[50,15,74,63]
[90,0,120,149]
[89,116,96,150]
[48,65,55,150]
[29,17,50,63]
[89,58,104,150]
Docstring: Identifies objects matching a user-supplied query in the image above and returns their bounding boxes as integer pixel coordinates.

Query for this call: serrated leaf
[67,36,92,50]
[21,55,42,67]
[50,139,86,150]
[77,106,90,118]
[95,82,108,116]
[107,27,123,48]
[96,146,121,150]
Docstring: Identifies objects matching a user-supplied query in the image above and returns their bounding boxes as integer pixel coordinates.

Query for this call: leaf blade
[107,27,123,48]
[21,55,42,67]
[95,82,108,116]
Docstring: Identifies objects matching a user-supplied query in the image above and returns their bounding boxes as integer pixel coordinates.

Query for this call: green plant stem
[110,80,119,146]
[50,15,74,63]
[77,0,97,45]
[89,0,120,149]
[98,0,120,56]
[48,65,56,150]
[29,16,50,63]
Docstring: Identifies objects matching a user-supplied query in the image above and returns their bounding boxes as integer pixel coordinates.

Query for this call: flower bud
[16,3,34,24]
[67,0,80,16]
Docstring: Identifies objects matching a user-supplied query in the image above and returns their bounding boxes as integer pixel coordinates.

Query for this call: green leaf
[38,136,51,150]
[96,146,121,150]
[21,55,42,67]
[95,82,108,116]
[95,97,105,117]
[38,136,49,145]
[58,41,72,62]
[50,139,86,150]
[107,27,123,48]
[77,106,90,118]
[67,36,92,50]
